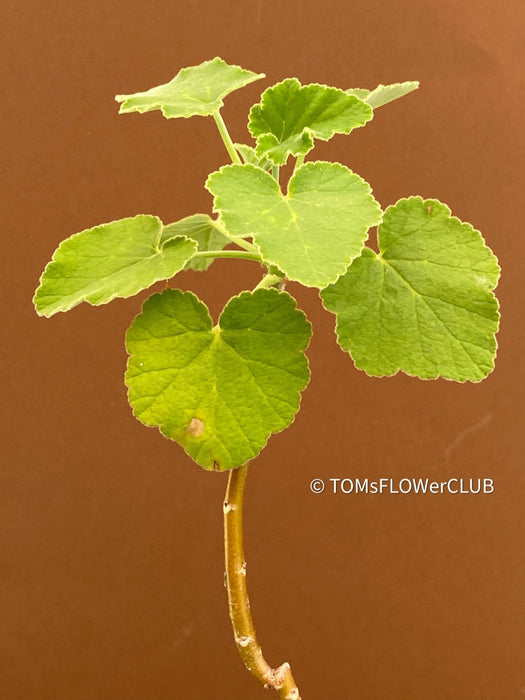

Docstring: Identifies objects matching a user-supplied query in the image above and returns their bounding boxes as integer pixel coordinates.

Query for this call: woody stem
[223,464,301,699]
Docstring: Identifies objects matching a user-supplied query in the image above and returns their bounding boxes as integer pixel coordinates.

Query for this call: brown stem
[224,463,301,699]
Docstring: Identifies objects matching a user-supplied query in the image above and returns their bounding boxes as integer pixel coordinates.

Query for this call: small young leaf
[320,197,500,382]
[125,288,311,470]
[34,216,197,317]
[248,79,372,166]
[161,214,229,271]
[346,81,419,109]
[235,143,273,172]
[206,162,382,288]
[115,57,265,119]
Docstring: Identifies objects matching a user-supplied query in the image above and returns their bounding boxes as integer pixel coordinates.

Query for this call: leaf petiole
[190,249,263,263]
[294,153,305,172]
[211,219,259,254]
[213,111,242,164]
[254,273,285,290]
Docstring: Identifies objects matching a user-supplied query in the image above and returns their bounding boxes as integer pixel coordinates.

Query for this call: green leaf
[320,197,500,382]
[125,288,311,470]
[235,143,273,172]
[206,161,382,288]
[115,57,265,119]
[248,78,372,166]
[161,214,229,271]
[345,88,371,101]
[346,81,419,109]
[34,215,197,317]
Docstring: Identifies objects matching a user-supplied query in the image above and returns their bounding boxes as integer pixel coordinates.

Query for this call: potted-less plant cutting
[33,58,500,699]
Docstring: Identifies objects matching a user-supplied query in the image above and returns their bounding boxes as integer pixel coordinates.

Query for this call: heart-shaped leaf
[125,288,312,470]
[115,57,265,119]
[206,161,382,288]
[34,215,197,317]
[248,78,372,165]
[321,197,500,382]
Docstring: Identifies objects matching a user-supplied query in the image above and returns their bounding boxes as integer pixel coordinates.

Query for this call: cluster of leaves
[34,58,500,471]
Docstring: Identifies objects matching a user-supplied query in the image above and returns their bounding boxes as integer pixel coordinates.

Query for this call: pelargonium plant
[33,58,500,699]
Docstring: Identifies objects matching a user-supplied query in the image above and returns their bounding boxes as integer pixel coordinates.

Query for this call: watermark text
[309,477,494,495]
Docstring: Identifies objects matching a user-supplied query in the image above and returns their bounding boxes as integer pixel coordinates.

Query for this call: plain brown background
[2,1,524,698]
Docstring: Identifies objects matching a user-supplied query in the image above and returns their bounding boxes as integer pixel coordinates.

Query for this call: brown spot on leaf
[426,205,432,214]
[187,417,204,437]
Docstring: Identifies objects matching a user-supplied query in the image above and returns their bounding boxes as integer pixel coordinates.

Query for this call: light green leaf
[320,197,500,382]
[125,288,311,470]
[248,78,372,165]
[345,88,371,101]
[115,57,265,119]
[346,81,419,109]
[255,131,314,168]
[34,216,197,317]
[235,143,273,172]
[206,161,382,288]
[161,214,229,271]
